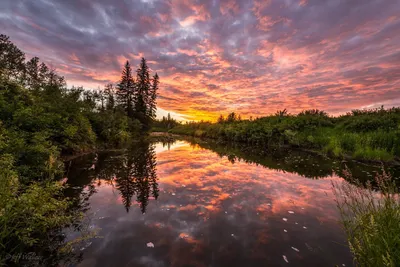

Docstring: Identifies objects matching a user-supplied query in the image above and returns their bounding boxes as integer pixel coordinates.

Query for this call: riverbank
[169,109,400,164]
[62,133,178,162]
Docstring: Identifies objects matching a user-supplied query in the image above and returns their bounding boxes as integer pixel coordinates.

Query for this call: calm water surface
[63,139,399,267]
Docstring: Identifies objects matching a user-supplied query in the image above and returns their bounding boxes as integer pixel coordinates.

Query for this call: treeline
[152,112,179,132]
[170,107,400,162]
[0,34,159,180]
[0,34,158,264]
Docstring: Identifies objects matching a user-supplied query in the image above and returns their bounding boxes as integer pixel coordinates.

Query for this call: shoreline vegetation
[0,34,158,265]
[333,169,400,266]
[168,109,400,164]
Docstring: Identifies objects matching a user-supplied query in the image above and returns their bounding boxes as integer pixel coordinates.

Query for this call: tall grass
[332,168,400,266]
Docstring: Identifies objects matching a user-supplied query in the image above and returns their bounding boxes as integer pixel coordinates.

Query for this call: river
[59,139,400,267]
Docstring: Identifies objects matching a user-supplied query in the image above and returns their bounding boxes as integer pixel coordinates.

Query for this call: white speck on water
[301,208,305,210]
[80,242,92,251]
[283,255,289,263]
[146,242,154,248]
[288,211,294,214]
[182,185,186,187]
[284,229,287,233]
[291,247,300,252]
[303,226,307,229]
[295,222,298,225]
[225,211,228,214]
[342,264,346,266]
[172,193,176,196]
[167,208,170,211]
[283,218,288,222]
[267,203,271,206]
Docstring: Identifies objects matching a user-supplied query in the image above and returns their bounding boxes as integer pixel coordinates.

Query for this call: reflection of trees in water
[115,141,159,213]
[185,138,400,183]
[44,141,161,266]
[66,140,165,214]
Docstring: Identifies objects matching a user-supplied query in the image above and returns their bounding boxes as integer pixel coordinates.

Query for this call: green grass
[332,169,400,266]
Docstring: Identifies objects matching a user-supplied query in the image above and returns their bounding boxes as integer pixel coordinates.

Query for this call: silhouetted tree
[135,58,151,128]
[227,112,237,123]
[217,115,225,123]
[116,61,135,118]
[149,73,159,120]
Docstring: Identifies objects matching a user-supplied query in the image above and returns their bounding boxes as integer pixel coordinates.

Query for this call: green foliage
[0,34,160,181]
[333,169,400,266]
[152,112,179,132]
[0,34,159,263]
[0,155,78,265]
[170,108,400,162]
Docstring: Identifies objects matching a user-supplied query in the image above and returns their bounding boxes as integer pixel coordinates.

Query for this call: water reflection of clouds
[156,144,341,222]
[79,142,351,266]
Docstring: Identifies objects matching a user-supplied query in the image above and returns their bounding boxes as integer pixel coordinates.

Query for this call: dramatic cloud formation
[1,0,399,120]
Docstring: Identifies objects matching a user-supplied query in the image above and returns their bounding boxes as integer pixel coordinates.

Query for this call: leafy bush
[0,155,78,265]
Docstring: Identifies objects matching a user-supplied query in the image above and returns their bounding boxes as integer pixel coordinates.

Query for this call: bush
[0,155,79,265]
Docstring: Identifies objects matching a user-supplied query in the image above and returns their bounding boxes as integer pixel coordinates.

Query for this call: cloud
[0,0,399,120]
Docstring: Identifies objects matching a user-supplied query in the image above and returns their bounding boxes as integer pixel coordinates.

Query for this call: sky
[0,0,399,121]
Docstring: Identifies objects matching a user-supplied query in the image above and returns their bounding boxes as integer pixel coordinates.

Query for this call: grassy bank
[170,109,400,162]
[333,169,400,266]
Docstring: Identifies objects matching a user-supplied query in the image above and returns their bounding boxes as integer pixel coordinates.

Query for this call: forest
[0,34,159,263]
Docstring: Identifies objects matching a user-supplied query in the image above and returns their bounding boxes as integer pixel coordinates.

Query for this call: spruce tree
[149,73,159,120]
[135,58,151,127]
[104,83,115,111]
[117,61,135,118]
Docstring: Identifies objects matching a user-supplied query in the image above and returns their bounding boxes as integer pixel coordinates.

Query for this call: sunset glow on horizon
[1,0,399,121]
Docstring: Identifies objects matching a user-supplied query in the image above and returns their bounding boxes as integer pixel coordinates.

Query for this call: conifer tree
[149,73,159,120]
[135,58,151,126]
[104,83,115,111]
[117,61,135,118]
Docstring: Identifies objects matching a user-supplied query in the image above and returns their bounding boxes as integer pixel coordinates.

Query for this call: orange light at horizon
[5,0,399,121]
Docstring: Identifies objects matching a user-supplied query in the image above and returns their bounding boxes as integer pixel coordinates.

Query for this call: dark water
[61,139,400,267]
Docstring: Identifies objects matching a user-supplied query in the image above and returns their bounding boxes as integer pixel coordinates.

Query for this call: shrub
[0,155,79,265]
